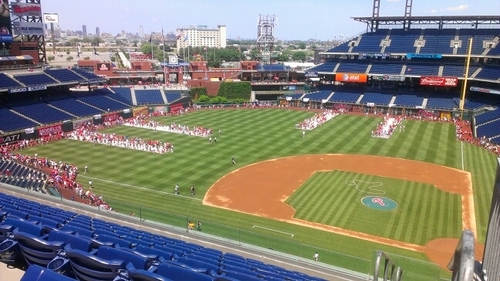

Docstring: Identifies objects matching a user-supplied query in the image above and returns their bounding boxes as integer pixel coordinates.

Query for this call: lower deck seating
[0,192,327,281]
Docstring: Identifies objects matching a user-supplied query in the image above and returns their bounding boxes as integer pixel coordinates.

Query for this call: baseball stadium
[1,1,500,281]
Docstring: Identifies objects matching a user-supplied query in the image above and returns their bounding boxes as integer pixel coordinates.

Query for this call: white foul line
[461,141,465,170]
[253,225,294,237]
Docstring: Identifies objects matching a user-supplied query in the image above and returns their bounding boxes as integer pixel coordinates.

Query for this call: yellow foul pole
[459,37,473,120]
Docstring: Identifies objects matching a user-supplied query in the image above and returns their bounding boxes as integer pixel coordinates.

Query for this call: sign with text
[420,76,458,87]
[335,73,367,83]
[372,75,405,82]
[9,85,47,94]
[11,2,42,17]
[0,133,21,145]
[43,13,59,23]
[38,124,62,137]
[0,0,13,43]
[13,21,44,36]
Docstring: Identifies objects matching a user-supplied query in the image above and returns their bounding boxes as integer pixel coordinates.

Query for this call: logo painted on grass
[361,196,397,210]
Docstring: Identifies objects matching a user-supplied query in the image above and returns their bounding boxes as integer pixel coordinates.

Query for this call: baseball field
[21,108,498,280]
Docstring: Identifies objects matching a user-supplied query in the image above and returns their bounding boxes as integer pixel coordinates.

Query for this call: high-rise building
[176,25,226,51]
[139,25,144,39]
[95,27,100,38]
[82,25,87,37]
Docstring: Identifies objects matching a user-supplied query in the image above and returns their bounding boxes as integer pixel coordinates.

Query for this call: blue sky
[41,0,499,40]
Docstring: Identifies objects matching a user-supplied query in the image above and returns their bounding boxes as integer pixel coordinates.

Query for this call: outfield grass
[286,170,462,245]
[20,109,498,278]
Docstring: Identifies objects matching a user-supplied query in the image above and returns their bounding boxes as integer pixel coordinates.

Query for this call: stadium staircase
[356,94,364,104]
[326,92,335,101]
[129,88,138,106]
[159,88,168,104]
[389,95,397,106]
[422,97,429,108]
[400,65,407,76]
[333,62,341,73]
[470,67,482,79]
[415,37,424,54]
[438,65,444,76]
[365,64,373,73]
[481,37,499,56]
[452,34,460,55]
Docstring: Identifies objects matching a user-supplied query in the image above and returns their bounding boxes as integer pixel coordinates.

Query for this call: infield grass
[19,109,498,279]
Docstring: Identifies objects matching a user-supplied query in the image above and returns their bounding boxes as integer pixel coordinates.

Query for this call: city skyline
[40,0,499,40]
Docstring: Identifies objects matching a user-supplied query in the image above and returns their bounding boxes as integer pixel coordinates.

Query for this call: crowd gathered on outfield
[1,102,500,216]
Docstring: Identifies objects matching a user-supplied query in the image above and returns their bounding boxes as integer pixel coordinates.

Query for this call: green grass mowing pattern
[19,109,498,277]
[285,170,462,245]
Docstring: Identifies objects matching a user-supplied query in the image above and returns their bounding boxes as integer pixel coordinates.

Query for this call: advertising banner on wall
[335,73,368,83]
[372,75,405,82]
[11,2,42,17]
[13,21,44,36]
[73,118,92,130]
[133,107,148,117]
[0,0,13,43]
[0,133,21,145]
[419,76,458,87]
[169,103,183,114]
[38,124,62,137]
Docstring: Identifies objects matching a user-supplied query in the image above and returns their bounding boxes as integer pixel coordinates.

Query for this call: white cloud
[427,9,437,13]
[442,4,468,12]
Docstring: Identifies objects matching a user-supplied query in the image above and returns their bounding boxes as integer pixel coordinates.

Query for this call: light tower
[256,14,278,64]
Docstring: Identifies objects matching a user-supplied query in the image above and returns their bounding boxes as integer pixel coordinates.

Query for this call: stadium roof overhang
[352,15,500,32]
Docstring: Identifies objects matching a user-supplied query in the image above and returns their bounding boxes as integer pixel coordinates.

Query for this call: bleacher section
[0,108,39,132]
[475,108,500,125]
[360,92,393,105]
[71,93,130,112]
[393,93,424,107]
[351,32,386,53]
[336,62,369,73]
[110,87,134,105]
[164,91,183,103]
[477,121,500,140]
[71,68,105,82]
[11,102,74,124]
[329,91,361,103]
[385,33,419,54]
[369,63,403,75]
[303,90,331,101]
[45,69,86,84]
[0,73,22,89]
[426,93,459,109]
[0,160,46,191]
[475,66,500,81]
[0,192,327,281]
[48,98,104,117]
[135,89,164,105]
[405,63,440,76]
[441,64,479,77]
[306,61,337,73]
[13,73,58,87]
